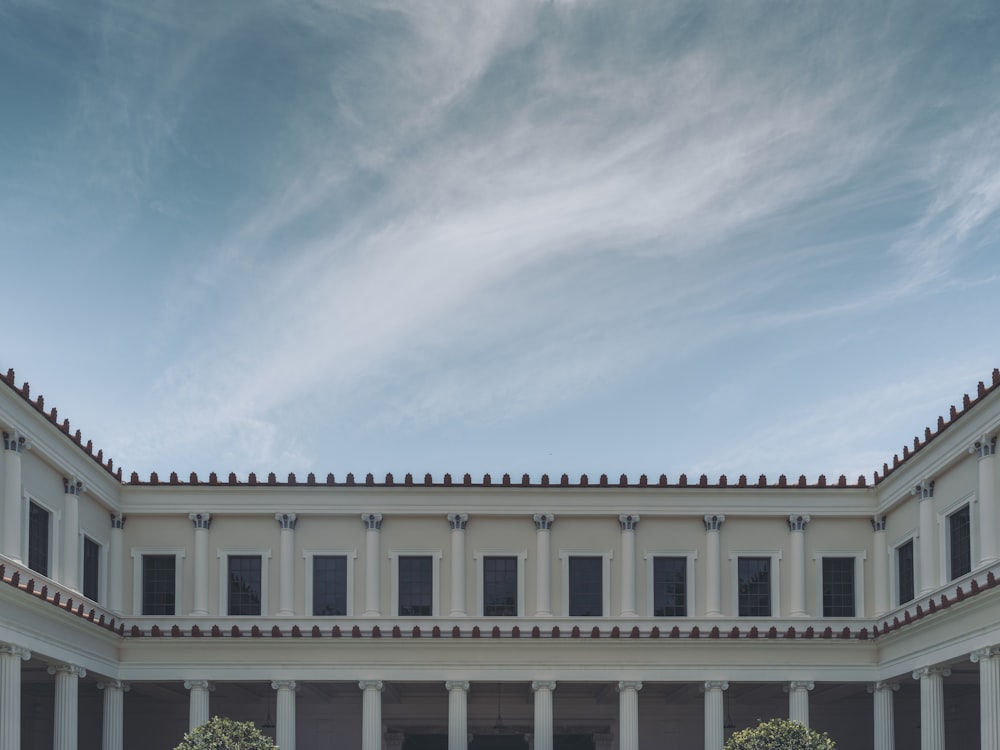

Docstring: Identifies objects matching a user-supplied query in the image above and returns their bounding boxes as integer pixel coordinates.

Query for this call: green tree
[174,716,278,750]
[724,718,836,750]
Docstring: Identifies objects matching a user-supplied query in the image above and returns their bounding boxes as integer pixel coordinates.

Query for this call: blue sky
[2,0,999,483]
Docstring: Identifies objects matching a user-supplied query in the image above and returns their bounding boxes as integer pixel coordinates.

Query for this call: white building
[1,366,999,750]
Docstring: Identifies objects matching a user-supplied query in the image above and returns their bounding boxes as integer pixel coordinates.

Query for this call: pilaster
[448,514,469,617]
[275,513,297,616]
[188,513,211,616]
[872,516,889,617]
[703,515,725,616]
[787,515,810,617]
[972,436,998,564]
[913,480,937,595]
[619,515,640,617]
[533,514,554,617]
[2,432,26,564]
[108,514,125,613]
[362,514,383,616]
[62,478,83,591]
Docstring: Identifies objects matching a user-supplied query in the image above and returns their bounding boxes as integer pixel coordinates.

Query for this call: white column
[788,515,810,617]
[62,478,83,590]
[868,681,898,750]
[872,517,889,617]
[50,663,85,750]
[972,436,998,564]
[108,514,125,613]
[914,481,937,595]
[704,515,725,616]
[619,515,640,617]
[98,679,128,750]
[702,681,727,750]
[0,644,31,750]
[275,513,297,616]
[184,680,212,730]
[188,513,211,616]
[448,514,469,617]
[786,681,813,727]
[972,647,1000,750]
[2,432,26,564]
[532,681,556,750]
[618,681,642,750]
[446,680,470,750]
[912,666,949,750]
[533,514,554,617]
[362,514,383,616]
[359,680,383,750]
[273,680,296,750]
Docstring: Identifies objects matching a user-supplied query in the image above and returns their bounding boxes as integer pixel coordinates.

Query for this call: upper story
[2,366,999,630]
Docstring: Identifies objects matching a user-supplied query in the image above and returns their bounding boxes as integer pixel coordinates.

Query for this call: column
[2,432,26,563]
[275,513,297,616]
[972,647,1000,750]
[704,515,725,617]
[0,644,31,750]
[786,681,813,727]
[703,681,727,750]
[618,681,642,750]
[273,680,297,750]
[872,517,889,617]
[532,681,556,750]
[914,481,937,595]
[446,680,469,750]
[362,513,383,616]
[108,514,125,613]
[533,514,554,617]
[448,514,469,617]
[184,680,212,730]
[359,680,383,750]
[868,682,898,750]
[972,436,998,564]
[788,515,810,617]
[619,515,640,617]
[62,478,83,590]
[50,663,86,750]
[912,666,949,750]
[97,679,128,750]
[188,513,211,616]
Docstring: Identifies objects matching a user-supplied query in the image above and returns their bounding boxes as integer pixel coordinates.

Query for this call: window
[737,557,771,616]
[568,556,603,616]
[312,555,348,616]
[897,539,915,605]
[821,557,855,617]
[228,555,262,616]
[142,555,177,615]
[28,501,50,577]
[483,556,518,616]
[652,557,687,616]
[948,505,971,579]
[82,537,100,601]
[398,556,433,616]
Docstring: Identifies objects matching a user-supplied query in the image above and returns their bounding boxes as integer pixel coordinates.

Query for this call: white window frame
[303,547,357,617]
[473,549,527,617]
[558,550,613,617]
[643,551,697,617]
[938,493,977,582]
[388,549,442,617]
[23,493,59,581]
[218,548,272,617]
[130,547,186,616]
[812,551,866,618]
[890,531,918,607]
[729,551,782,617]
[79,532,107,604]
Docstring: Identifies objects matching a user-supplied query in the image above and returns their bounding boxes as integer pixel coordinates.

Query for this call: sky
[1,0,999,484]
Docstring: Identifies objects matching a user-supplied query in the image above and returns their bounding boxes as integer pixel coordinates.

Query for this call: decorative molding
[97,680,130,692]
[63,477,84,496]
[971,647,1000,663]
[48,663,86,679]
[271,680,297,691]
[361,513,383,530]
[970,435,997,460]
[188,513,211,530]
[0,644,31,660]
[788,515,810,532]
[867,682,899,694]
[531,680,557,692]
[618,514,640,531]
[702,681,729,692]
[184,680,213,691]
[533,513,554,531]
[703,514,725,531]
[911,666,951,680]
[617,680,643,692]
[445,680,470,692]
[871,516,887,532]
[110,513,126,530]
[275,513,297,530]
[358,680,384,691]
[912,480,935,500]
[2,431,27,452]
[447,513,468,531]
[784,681,814,692]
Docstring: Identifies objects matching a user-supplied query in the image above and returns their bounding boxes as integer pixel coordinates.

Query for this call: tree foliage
[724,718,836,750]
[174,716,278,750]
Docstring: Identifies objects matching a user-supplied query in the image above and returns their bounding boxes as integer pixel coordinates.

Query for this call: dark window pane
[949,505,971,579]
[399,556,433,616]
[83,537,100,601]
[484,556,517,616]
[738,557,771,616]
[568,557,602,617]
[897,540,915,605]
[822,557,855,617]
[313,555,347,616]
[142,555,176,615]
[653,557,687,616]
[228,555,262,616]
[28,502,49,577]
